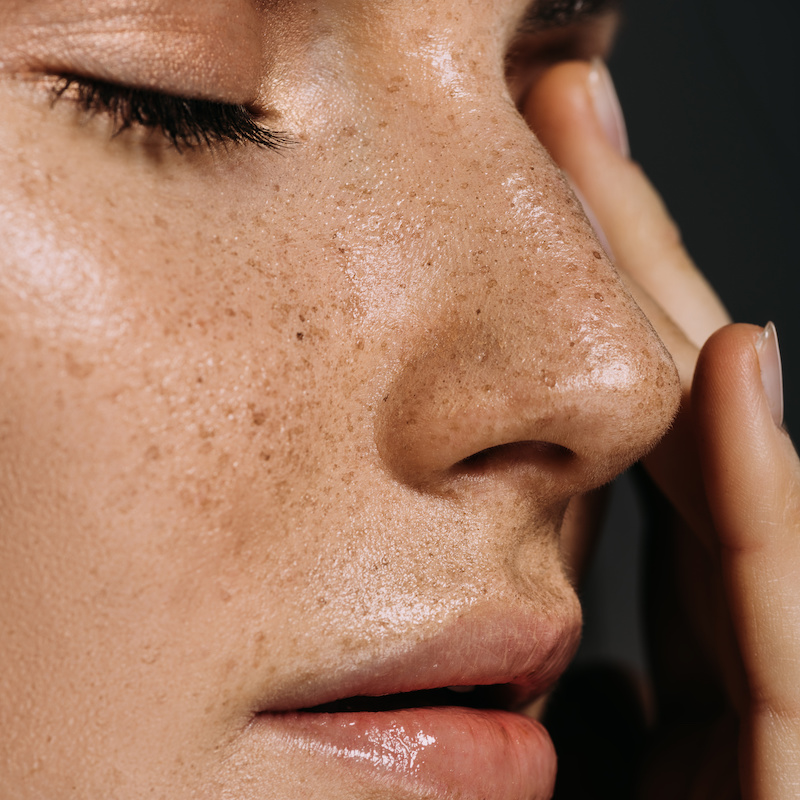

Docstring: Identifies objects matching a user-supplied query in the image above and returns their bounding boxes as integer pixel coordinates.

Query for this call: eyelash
[49,75,292,153]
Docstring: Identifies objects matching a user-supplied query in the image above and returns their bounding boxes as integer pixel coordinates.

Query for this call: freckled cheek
[0,300,344,708]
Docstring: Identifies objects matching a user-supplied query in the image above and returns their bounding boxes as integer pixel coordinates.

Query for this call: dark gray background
[612,0,798,423]
[579,0,798,671]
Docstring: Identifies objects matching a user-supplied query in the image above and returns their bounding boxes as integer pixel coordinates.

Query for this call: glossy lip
[249,610,580,800]
[259,706,559,800]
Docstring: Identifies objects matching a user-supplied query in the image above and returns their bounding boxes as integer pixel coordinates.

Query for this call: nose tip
[361,89,680,499]
[376,280,680,499]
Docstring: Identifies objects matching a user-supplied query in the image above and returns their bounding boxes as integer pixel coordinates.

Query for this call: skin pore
[2,1,798,799]
[0,1,679,796]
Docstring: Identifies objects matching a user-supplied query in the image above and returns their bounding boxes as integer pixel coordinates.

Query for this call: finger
[523,58,720,542]
[523,59,730,352]
[694,323,800,798]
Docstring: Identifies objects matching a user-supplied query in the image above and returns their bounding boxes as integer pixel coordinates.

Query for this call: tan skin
[0,1,798,798]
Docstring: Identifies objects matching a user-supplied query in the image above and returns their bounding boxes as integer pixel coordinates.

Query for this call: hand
[525,60,800,799]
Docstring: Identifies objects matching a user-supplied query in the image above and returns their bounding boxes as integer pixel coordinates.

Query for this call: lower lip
[258,706,556,800]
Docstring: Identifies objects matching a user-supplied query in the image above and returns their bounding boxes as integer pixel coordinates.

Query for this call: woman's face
[0,1,679,797]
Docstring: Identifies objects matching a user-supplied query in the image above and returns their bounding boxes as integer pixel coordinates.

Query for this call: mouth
[300,683,517,714]
[248,612,579,800]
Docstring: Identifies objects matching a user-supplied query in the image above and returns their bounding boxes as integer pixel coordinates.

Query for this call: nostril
[376,313,680,495]
[456,440,574,478]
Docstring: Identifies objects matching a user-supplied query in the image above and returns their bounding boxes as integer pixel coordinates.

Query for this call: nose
[374,132,680,500]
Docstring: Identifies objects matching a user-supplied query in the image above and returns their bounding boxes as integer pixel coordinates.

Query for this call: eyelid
[502,0,621,74]
[0,10,264,105]
[48,74,293,153]
[509,14,619,61]
[516,0,622,35]
[504,9,620,109]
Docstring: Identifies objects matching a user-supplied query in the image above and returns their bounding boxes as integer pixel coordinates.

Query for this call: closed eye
[49,75,294,153]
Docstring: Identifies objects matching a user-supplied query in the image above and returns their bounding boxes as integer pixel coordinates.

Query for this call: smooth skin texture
[528,61,800,798]
[0,2,798,799]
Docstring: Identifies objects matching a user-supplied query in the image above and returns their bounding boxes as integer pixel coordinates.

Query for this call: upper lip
[258,604,581,713]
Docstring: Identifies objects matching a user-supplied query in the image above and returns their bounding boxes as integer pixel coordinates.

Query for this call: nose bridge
[369,99,681,495]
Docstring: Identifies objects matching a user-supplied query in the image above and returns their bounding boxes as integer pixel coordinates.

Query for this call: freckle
[259,450,271,461]
[145,445,160,460]
[487,279,497,289]
[252,411,266,426]
[224,308,236,317]
[656,376,664,388]
[594,292,604,301]
[569,341,575,347]
[65,353,94,379]
[593,250,602,259]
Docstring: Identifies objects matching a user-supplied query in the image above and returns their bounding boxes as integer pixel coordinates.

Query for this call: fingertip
[523,60,605,168]
[694,323,795,544]
[694,323,772,449]
[695,323,762,383]
[695,322,782,421]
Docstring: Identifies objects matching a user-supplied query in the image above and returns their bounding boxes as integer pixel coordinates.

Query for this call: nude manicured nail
[756,321,784,427]
[588,58,630,158]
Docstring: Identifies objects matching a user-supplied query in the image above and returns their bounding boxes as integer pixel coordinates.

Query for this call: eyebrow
[520,0,622,31]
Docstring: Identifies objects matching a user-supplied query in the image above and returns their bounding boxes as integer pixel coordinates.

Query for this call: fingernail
[756,321,784,427]
[588,58,630,158]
